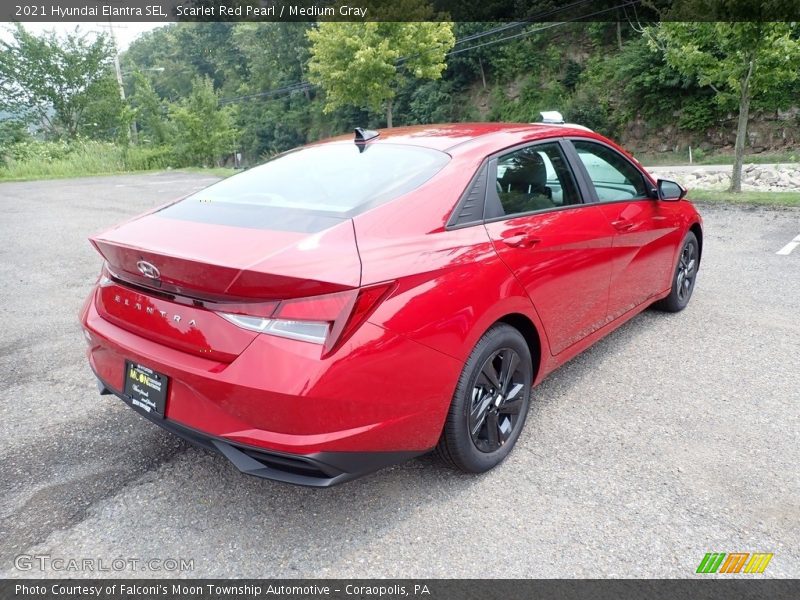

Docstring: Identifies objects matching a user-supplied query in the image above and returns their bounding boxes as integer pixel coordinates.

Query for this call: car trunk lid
[91,211,361,300]
[90,211,362,361]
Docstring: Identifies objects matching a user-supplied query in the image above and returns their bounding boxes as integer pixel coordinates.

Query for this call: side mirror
[657,179,686,201]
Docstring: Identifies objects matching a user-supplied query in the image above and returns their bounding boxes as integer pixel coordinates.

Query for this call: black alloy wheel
[653,231,699,313]
[676,238,698,304]
[469,348,526,453]
[437,324,533,473]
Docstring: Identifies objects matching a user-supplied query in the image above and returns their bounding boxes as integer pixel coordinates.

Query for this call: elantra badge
[136,260,160,280]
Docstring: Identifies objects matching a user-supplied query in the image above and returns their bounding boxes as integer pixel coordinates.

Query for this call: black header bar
[3,579,800,600]
[3,0,800,23]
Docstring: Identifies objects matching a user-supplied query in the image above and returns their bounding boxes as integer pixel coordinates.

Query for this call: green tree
[123,23,243,102]
[80,76,130,142]
[447,22,498,89]
[169,76,238,166]
[653,23,800,192]
[307,19,455,127]
[230,23,316,159]
[233,23,311,91]
[0,24,119,138]
[128,72,170,145]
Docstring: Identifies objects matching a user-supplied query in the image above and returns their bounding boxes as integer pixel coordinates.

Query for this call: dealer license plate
[123,361,168,417]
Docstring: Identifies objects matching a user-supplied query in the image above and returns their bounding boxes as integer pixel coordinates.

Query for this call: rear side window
[177,143,449,216]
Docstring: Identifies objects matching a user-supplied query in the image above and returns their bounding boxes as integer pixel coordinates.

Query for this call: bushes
[0,75,235,179]
[676,97,721,131]
[487,77,570,123]
[122,145,175,171]
[563,88,614,136]
[0,139,125,180]
[0,74,238,180]
[405,80,456,124]
[0,138,179,180]
[4,139,76,163]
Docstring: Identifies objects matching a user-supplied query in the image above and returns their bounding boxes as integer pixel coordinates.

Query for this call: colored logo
[696,552,773,574]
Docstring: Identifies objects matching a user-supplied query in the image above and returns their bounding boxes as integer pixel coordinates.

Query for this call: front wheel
[437,324,532,473]
[653,231,699,313]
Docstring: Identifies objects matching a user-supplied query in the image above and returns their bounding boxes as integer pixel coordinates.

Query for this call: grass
[0,147,236,182]
[638,150,799,167]
[0,142,180,182]
[690,189,800,208]
[0,166,236,183]
[0,149,126,182]
[0,163,235,183]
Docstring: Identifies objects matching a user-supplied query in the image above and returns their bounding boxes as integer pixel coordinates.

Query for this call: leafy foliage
[0,138,177,180]
[653,23,800,110]
[0,119,31,166]
[307,20,455,125]
[0,24,120,138]
[653,22,800,191]
[128,73,171,145]
[169,76,238,167]
[3,20,800,179]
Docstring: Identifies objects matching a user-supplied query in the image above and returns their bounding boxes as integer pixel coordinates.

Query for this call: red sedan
[80,122,702,486]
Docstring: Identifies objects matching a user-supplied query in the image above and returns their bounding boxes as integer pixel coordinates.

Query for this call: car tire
[437,323,533,473]
[653,231,699,313]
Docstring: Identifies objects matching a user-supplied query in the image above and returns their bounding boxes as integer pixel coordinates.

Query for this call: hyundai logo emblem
[136,260,161,280]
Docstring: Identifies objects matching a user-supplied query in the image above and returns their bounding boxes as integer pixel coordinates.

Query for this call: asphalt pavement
[1,172,798,578]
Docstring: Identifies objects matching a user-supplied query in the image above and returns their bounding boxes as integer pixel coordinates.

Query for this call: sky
[1,21,165,50]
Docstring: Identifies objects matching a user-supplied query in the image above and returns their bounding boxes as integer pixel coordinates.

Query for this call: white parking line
[776,235,800,255]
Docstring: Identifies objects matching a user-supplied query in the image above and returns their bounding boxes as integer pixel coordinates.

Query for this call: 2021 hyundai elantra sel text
[80,122,703,486]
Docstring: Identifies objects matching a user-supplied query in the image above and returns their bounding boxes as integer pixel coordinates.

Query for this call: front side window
[572,140,649,202]
[490,142,580,218]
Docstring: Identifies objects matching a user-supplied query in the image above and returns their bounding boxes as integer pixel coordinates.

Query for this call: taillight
[217,282,395,354]
[99,263,115,287]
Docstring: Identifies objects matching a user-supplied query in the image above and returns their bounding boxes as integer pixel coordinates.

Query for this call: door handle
[501,233,541,248]
[611,219,635,232]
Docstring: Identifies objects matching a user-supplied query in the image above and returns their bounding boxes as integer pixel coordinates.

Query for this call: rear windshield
[176,142,449,216]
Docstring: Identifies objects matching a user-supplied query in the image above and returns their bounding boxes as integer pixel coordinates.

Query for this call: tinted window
[573,140,648,202]
[488,142,580,218]
[175,143,449,216]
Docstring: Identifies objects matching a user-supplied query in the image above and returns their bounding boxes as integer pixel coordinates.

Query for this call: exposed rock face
[621,112,800,155]
[647,164,800,192]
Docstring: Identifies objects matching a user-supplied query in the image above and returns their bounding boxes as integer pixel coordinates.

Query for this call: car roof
[320,123,602,156]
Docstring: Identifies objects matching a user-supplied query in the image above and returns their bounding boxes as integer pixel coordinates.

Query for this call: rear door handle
[611,219,635,232]
[501,232,541,248]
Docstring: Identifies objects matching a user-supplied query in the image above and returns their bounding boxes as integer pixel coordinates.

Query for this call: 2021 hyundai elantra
[80,122,702,486]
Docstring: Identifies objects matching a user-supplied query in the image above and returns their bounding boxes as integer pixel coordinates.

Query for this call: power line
[434,0,606,49]
[219,81,314,105]
[451,22,527,45]
[446,0,643,57]
[396,0,599,65]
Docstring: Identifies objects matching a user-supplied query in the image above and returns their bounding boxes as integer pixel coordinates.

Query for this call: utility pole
[102,19,137,143]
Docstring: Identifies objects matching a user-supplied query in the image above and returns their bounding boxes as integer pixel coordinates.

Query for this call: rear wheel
[653,231,699,313]
[437,324,532,473]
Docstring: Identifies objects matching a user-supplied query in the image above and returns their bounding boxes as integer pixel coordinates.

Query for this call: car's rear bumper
[94,375,422,487]
[81,287,463,485]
